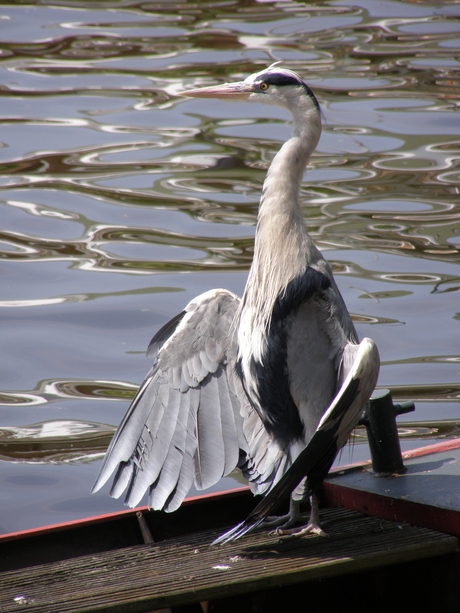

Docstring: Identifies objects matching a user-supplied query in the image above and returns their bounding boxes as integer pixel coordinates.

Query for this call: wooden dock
[0,506,458,613]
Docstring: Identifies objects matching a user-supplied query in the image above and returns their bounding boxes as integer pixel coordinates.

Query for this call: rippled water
[0,0,459,533]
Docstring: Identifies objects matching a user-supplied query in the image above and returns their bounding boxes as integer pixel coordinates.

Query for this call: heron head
[178,64,320,116]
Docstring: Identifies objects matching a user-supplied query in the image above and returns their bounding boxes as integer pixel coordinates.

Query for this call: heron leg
[262,497,309,530]
[274,493,328,538]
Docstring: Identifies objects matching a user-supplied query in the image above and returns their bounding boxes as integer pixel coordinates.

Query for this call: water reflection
[3,411,460,465]
[0,0,459,532]
[0,420,113,463]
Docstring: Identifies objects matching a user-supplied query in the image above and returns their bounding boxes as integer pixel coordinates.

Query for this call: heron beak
[177,81,254,100]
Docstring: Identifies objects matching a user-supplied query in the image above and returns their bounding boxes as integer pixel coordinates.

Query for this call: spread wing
[92,288,249,512]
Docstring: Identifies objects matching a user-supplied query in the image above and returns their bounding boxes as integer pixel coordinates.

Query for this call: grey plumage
[93,288,246,512]
[92,64,380,540]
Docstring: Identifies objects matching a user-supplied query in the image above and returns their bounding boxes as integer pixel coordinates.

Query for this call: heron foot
[274,521,328,538]
[269,493,328,538]
[263,511,309,530]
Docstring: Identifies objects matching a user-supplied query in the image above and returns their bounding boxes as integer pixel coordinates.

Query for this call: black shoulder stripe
[242,268,330,448]
[235,268,330,451]
[247,323,305,451]
[271,267,330,327]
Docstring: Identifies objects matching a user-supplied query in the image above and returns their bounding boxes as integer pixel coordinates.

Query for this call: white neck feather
[238,98,322,361]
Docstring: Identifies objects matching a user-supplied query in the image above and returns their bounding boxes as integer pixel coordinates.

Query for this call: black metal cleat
[360,388,415,476]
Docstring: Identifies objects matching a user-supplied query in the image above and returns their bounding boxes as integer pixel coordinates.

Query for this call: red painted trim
[0,506,146,543]
[325,438,460,478]
[321,480,460,537]
[401,437,460,460]
[321,437,460,537]
[0,486,250,543]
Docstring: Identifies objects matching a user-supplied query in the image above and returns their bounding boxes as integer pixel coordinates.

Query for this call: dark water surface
[0,0,459,533]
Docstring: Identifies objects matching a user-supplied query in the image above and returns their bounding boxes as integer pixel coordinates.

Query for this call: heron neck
[259,109,321,223]
[238,110,322,335]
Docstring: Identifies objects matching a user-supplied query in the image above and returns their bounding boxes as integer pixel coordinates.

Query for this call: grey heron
[92,65,380,543]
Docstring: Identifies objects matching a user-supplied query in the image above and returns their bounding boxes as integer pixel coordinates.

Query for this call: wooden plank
[0,507,457,613]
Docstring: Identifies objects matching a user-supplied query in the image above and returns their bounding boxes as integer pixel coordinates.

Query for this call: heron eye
[260,82,269,91]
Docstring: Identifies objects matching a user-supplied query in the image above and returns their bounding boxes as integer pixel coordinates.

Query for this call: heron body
[92,65,380,541]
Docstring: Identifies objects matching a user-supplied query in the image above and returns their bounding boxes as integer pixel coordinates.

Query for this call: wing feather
[92,374,157,493]
[148,389,191,510]
[216,371,240,474]
[124,384,182,507]
[200,349,219,373]
[194,372,225,489]
[109,459,134,499]
[92,289,247,511]
[162,395,199,512]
